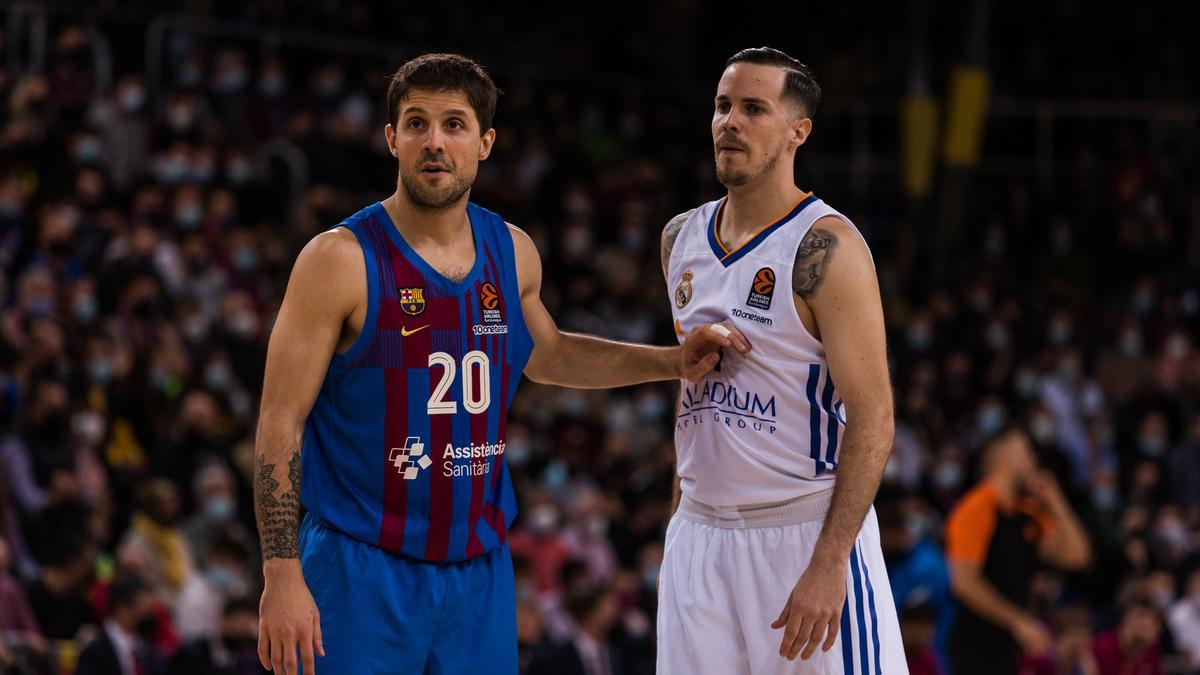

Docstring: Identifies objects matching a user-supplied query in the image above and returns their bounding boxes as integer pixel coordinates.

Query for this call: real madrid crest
[675,270,694,309]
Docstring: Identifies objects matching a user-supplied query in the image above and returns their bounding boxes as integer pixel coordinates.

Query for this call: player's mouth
[421,163,450,174]
[717,143,745,155]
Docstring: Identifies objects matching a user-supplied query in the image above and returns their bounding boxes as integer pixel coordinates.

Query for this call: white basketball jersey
[669,193,864,506]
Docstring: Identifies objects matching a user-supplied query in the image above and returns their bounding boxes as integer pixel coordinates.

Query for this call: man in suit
[530,582,632,675]
[76,575,163,675]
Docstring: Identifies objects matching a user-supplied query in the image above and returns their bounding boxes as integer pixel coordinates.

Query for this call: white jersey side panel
[668,194,861,506]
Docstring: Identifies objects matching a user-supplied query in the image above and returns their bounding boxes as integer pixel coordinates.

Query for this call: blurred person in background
[1020,606,1099,675]
[74,574,164,675]
[118,478,193,608]
[169,597,266,675]
[1092,599,1165,675]
[1166,568,1200,673]
[945,427,1092,675]
[529,582,628,675]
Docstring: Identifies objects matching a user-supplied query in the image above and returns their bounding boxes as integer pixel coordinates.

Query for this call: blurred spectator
[528,582,625,675]
[168,597,265,675]
[117,478,193,608]
[901,604,946,675]
[879,491,951,669]
[75,574,164,675]
[0,539,47,660]
[945,428,1092,675]
[510,496,574,595]
[22,504,97,641]
[1020,606,1100,675]
[1166,569,1200,673]
[1093,600,1165,675]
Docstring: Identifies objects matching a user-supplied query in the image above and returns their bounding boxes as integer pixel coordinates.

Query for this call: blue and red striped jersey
[300,201,533,562]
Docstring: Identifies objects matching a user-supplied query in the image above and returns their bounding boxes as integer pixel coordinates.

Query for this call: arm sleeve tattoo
[660,209,694,279]
[793,227,838,299]
[254,451,302,560]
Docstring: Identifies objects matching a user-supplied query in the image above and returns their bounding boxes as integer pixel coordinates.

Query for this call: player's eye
[407,118,424,129]
[747,104,762,114]
[447,119,464,130]
[716,103,730,114]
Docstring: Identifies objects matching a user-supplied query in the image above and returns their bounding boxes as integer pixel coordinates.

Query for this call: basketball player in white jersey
[657,47,907,674]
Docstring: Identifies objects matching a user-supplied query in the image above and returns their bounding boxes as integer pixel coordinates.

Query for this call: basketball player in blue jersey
[251,53,748,675]
[658,48,907,674]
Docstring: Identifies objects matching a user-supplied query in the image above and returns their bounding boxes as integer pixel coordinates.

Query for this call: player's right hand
[259,563,325,675]
[680,321,752,383]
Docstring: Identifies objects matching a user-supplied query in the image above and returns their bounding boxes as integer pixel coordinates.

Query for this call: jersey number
[427,351,491,415]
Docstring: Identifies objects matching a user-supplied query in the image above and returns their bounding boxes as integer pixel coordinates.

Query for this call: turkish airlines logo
[746,267,776,311]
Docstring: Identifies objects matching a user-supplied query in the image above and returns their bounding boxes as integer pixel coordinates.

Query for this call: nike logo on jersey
[400,325,429,337]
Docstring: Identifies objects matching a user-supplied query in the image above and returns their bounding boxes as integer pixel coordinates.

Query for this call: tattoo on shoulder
[254,452,302,560]
[793,227,838,299]
[661,210,694,277]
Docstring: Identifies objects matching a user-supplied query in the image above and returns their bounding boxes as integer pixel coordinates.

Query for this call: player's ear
[478,128,496,161]
[790,116,813,150]
[384,124,398,157]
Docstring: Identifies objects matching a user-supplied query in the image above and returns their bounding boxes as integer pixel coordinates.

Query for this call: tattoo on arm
[793,228,838,299]
[254,452,302,560]
[660,210,693,279]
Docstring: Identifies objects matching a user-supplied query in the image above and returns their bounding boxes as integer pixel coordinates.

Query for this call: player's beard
[715,138,786,188]
[399,155,475,211]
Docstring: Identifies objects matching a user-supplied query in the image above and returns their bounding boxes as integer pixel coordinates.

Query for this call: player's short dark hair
[386,53,499,134]
[725,47,822,119]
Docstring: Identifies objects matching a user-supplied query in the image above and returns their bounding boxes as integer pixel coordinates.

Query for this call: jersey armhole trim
[330,223,379,369]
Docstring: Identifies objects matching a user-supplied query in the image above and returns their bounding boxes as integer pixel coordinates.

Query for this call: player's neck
[721,177,806,243]
[383,191,472,248]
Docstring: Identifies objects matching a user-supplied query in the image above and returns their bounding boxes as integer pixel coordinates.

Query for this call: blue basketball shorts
[298,515,517,674]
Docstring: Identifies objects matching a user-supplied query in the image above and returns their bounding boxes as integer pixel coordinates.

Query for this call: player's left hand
[771,556,847,661]
[680,321,751,383]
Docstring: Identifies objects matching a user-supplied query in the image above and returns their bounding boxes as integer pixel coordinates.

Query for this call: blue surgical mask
[75,138,101,163]
[175,203,203,229]
[74,295,98,322]
[204,495,235,523]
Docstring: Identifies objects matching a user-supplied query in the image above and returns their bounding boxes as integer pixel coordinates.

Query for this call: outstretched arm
[771,216,894,662]
[512,223,748,388]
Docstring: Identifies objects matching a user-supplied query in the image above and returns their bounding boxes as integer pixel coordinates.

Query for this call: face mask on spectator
[119,86,145,112]
[75,137,101,163]
[233,246,259,271]
[27,297,54,317]
[205,361,234,391]
[208,565,248,597]
[89,358,114,384]
[227,160,252,185]
[175,202,203,229]
[1137,434,1166,457]
[1014,368,1039,399]
[1119,329,1142,355]
[72,410,106,445]
[228,310,258,338]
[74,294,98,322]
[977,407,1005,436]
[259,74,285,97]
[528,505,558,534]
[934,464,962,491]
[1092,485,1118,512]
[1030,416,1055,444]
[204,495,236,523]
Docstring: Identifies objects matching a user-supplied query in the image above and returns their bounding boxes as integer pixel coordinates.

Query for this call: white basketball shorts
[657,489,908,674]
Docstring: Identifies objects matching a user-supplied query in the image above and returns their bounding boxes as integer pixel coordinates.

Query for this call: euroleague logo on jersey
[474,282,508,335]
[746,267,775,311]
